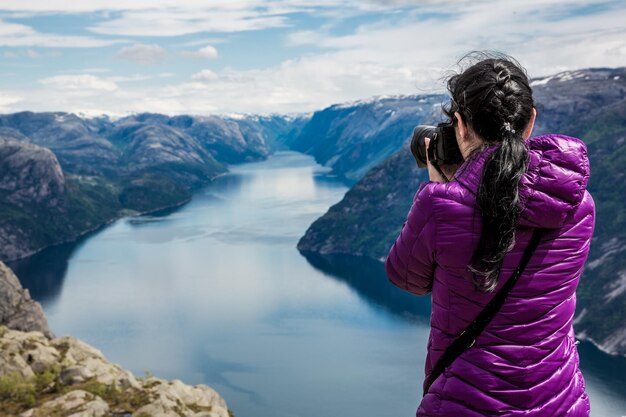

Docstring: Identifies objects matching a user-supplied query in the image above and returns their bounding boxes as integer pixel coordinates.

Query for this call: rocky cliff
[0,139,65,210]
[0,261,51,339]
[0,138,121,262]
[297,67,626,357]
[0,327,232,417]
[0,262,232,417]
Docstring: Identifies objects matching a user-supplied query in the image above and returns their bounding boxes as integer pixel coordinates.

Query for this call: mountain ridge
[0,111,302,261]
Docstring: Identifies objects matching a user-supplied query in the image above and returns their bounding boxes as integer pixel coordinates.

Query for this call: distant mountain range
[296,67,626,357]
[1,66,624,358]
[0,112,305,261]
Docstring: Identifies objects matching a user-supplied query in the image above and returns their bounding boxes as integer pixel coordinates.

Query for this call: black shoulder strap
[423,228,543,396]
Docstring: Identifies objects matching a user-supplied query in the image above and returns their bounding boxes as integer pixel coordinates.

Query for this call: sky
[0,0,625,116]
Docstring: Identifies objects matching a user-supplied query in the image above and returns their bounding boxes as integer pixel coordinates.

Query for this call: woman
[385,53,594,416]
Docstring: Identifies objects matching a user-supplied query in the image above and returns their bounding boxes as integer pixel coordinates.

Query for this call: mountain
[0,112,120,176]
[0,138,121,262]
[0,262,231,417]
[289,94,444,183]
[297,67,626,356]
[106,112,307,164]
[0,111,302,261]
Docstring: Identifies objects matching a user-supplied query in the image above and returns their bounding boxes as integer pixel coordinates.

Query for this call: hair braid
[444,52,535,292]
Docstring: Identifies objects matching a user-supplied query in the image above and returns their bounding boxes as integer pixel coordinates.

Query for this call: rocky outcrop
[0,262,52,338]
[297,67,626,357]
[0,326,230,417]
[0,265,230,416]
[0,139,76,262]
[0,139,65,209]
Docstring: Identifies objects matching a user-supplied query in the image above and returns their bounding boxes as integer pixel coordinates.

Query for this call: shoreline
[4,170,233,264]
[576,333,626,360]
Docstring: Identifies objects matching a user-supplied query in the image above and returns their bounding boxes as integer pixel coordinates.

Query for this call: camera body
[410,123,464,168]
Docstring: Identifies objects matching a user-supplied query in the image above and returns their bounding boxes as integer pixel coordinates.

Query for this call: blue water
[11,151,626,417]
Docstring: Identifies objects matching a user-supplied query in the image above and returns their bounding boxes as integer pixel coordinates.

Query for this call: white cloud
[182,45,219,59]
[0,0,451,13]
[24,49,39,58]
[63,67,112,74]
[108,74,153,82]
[88,9,288,37]
[0,18,123,48]
[191,69,219,82]
[181,38,228,47]
[0,92,22,111]
[116,43,167,65]
[0,1,456,37]
[287,30,326,47]
[39,74,118,92]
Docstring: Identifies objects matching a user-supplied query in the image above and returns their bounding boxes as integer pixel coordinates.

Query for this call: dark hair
[443,52,535,292]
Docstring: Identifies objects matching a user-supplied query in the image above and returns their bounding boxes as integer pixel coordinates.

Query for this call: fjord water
[12,151,626,417]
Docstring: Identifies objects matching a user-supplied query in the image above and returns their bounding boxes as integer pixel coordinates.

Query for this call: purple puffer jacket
[385,134,595,416]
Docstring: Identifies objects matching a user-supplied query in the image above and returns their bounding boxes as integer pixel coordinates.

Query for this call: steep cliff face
[0,261,51,338]
[0,139,65,209]
[289,95,444,182]
[0,140,72,261]
[297,67,626,356]
[0,137,121,261]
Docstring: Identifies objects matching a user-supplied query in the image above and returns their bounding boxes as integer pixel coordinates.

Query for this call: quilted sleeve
[385,181,437,296]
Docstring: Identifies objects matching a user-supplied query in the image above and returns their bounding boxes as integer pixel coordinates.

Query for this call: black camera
[410,123,464,168]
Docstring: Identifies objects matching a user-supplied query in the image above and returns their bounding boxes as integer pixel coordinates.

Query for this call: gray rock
[1,326,231,416]
[0,261,52,338]
[0,139,65,208]
[20,389,109,417]
[60,365,89,385]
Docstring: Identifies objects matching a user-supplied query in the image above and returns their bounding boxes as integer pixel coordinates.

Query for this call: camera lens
[411,126,436,168]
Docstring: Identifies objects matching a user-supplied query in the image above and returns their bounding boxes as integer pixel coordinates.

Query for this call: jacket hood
[455,134,590,229]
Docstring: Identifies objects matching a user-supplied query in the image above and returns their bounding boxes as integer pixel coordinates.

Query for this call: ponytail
[444,52,534,292]
[468,128,528,291]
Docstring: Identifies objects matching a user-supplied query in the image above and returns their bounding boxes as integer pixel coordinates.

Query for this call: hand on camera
[425,137,460,183]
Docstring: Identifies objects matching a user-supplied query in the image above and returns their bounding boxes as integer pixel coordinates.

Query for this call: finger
[425,137,431,163]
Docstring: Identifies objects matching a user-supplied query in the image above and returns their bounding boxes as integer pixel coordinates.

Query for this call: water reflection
[8,239,78,305]
[300,252,432,322]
